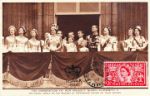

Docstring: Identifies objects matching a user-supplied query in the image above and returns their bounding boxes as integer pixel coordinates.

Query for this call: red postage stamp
[104,62,147,86]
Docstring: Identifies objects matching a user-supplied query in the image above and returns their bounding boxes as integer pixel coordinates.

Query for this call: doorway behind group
[57,15,99,38]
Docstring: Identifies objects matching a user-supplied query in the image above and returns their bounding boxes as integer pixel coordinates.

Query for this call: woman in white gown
[122,28,136,51]
[15,26,28,52]
[134,25,148,51]
[100,27,118,51]
[48,29,61,52]
[27,29,41,52]
[5,25,17,52]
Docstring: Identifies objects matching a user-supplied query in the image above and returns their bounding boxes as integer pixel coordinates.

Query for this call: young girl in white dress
[5,25,17,52]
[79,40,89,52]
[15,26,28,52]
[64,37,77,52]
[134,26,148,51]
[41,32,51,52]
[100,27,118,51]
[27,29,41,52]
[122,28,136,51]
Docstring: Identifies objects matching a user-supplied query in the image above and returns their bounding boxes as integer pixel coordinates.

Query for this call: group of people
[2,24,148,52]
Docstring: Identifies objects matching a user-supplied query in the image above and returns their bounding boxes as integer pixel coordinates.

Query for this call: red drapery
[3,51,147,81]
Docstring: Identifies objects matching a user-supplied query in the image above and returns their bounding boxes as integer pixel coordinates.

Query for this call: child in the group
[41,32,51,52]
[79,40,89,52]
[64,37,77,52]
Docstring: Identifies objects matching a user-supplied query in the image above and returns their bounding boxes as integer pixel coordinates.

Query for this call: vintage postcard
[0,0,150,96]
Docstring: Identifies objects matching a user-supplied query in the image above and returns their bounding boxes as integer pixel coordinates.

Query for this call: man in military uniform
[87,25,100,52]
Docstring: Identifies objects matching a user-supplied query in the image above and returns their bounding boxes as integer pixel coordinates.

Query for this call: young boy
[79,40,89,52]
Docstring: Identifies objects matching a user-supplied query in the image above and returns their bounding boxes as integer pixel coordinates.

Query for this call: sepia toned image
[2,2,148,89]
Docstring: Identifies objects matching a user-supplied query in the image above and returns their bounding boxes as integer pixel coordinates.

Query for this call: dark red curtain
[3,53,9,73]
[51,52,93,80]
[3,52,148,81]
[8,53,51,81]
